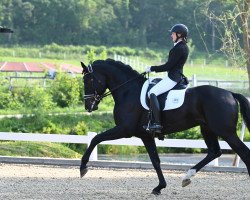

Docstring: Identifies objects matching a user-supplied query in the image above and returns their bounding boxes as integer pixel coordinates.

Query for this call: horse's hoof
[151,189,161,195]
[80,167,88,178]
[182,179,191,187]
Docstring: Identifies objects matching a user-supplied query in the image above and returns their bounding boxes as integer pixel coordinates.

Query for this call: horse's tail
[232,93,250,130]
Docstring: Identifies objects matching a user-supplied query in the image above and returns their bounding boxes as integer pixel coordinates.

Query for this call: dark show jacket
[150,41,189,82]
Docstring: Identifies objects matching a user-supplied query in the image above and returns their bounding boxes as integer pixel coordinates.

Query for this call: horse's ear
[81,62,87,74]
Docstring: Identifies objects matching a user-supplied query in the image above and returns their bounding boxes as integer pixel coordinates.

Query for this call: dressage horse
[80,59,250,195]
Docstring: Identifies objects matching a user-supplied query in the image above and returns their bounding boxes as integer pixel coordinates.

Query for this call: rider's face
[171,32,177,42]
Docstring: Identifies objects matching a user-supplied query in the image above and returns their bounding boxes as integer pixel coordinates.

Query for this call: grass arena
[0,163,249,199]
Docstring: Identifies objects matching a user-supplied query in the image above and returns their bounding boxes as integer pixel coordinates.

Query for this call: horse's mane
[92,59,140,76]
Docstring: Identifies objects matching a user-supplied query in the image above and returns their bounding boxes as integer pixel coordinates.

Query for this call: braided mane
[92,59,140,76]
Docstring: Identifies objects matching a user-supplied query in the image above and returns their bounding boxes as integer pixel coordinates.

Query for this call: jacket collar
[174,40,184,46]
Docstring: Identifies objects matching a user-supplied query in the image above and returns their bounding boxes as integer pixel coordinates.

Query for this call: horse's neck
[106,69,144,103]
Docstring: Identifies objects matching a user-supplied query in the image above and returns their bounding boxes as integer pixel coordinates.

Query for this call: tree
[236,0,250,88]
[202,0,250,88]
[0,0,225,52]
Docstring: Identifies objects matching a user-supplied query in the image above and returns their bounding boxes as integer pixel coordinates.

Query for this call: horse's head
[81,62,107,112]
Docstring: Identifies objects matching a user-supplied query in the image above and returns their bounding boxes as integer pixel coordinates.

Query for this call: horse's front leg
[80,126,127,177]
[142,137,166,195]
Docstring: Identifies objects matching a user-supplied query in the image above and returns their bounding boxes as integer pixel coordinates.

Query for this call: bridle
[83,64,103,111]
[83,64,146,111]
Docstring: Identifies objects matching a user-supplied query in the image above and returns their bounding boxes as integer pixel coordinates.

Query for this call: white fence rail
[191,74,249,89]
[0,129,249,167]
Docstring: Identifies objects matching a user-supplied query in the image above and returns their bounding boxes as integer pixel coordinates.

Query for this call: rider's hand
[145,67,151,73]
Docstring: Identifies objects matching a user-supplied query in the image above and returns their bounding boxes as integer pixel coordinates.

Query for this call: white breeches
[148,75,177,97]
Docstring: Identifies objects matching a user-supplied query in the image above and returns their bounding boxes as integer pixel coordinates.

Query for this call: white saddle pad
[140,78,188,111]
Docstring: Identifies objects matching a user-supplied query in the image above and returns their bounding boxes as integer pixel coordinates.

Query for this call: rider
[145,23,189,133]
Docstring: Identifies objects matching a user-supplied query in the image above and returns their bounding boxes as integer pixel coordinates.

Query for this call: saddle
[140,77,189,111]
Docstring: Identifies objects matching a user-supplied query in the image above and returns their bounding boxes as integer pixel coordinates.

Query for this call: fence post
[88,132,98,161]
[192,74,197,87]
[203,59,206,67]
[190,60,193,67]
[43,79,46,87]
[225,60,228,67]
[209,158,218,166]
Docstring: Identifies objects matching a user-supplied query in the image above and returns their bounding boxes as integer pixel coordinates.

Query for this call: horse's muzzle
[86,106,98,113]
[85,100,99,112]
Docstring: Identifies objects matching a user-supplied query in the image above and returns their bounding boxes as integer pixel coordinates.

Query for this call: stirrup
[148,123,162,133]
[143,124,165,140]
[157,133,165,141]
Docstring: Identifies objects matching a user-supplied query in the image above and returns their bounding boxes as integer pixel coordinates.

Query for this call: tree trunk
[238,0,250,90]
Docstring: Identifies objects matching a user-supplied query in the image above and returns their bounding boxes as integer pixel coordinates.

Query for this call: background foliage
[0,0,249,157]
[0,0,236,53]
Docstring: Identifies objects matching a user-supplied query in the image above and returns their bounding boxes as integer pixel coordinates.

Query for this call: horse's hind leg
[221,133,250,176]
[182,125,222,187]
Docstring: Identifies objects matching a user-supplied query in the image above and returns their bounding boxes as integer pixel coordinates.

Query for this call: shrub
[49,73,80,107]
[42,121,63,134]
[0,91,21,110]
[14,87,55,110]
[87,49,96,64]
[99,50,108,60]
[168,127,202,140]
[11,124,29,133]
[69,121,88,136]
[0,79,21,110]
[98,145,139,155]
[74,121,88,135]
[42,43,63,53]
[66,121,88,154]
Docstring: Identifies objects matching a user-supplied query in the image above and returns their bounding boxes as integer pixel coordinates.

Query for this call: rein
[100,71,146,99]
[83,64,146,103]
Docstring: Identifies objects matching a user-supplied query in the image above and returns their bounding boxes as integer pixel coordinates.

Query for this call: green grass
[184,65,247,81]
[0,112,114,134]
[0,141,81,158]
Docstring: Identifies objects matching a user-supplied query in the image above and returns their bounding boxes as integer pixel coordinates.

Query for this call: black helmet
[170,24,188,38]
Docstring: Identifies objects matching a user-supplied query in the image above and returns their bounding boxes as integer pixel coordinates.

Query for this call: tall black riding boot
[149,93,162,133]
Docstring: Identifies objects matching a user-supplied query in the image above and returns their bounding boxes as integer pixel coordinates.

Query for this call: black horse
[80,59,250,195]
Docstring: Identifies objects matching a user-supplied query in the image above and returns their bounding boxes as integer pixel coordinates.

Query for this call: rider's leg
[149,93,162,132]
[147,75,177,132]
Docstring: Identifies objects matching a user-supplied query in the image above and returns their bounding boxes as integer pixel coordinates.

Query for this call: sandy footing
[0,163,249,200]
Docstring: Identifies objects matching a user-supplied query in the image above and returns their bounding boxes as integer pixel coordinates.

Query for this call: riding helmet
[170,24,188,38]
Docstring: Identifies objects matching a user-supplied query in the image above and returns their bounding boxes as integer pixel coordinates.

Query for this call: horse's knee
[214,150,222,158]
[208,149,222,159]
